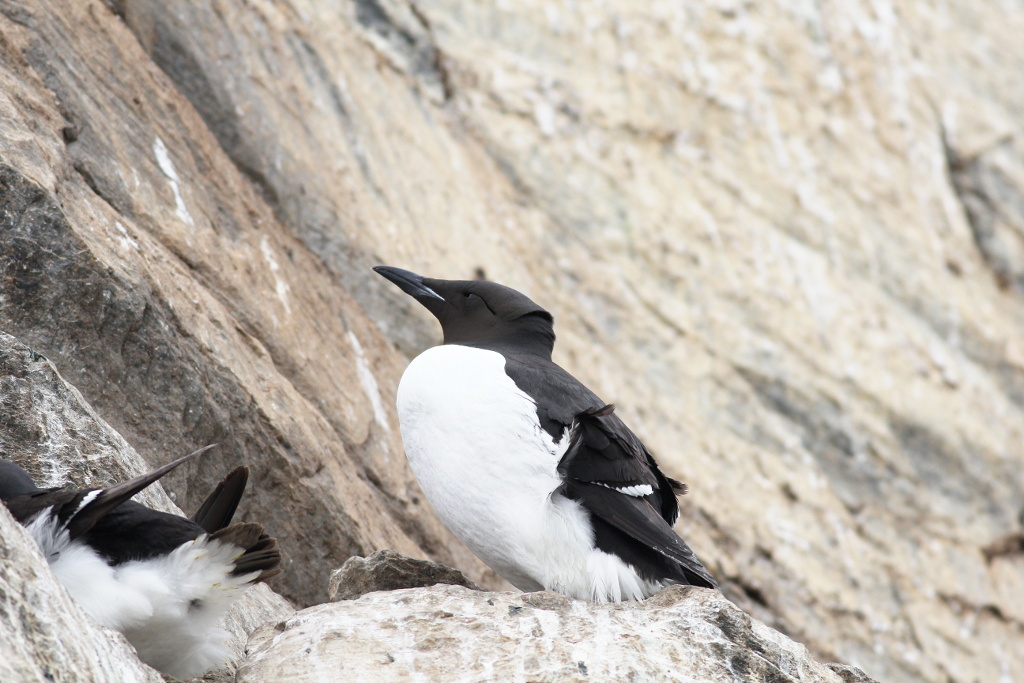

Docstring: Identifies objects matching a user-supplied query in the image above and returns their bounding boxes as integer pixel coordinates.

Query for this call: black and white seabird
[0,447,282,679]
[375,266,717,602]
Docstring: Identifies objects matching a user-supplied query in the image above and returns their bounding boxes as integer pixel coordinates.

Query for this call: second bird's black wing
[0,460,83,526]
[2,448,282,578]
[63,446,216,540]
[3,447,216,564]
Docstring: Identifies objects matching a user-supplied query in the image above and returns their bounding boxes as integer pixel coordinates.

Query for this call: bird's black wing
[1,459,71,524]
[498,351,604,441]
[557,406,717,589]
[0,461,156,534]
[3,446,216,562]
[501,354,684,524]
[500,353,714,586]
[81,500,205,563]
[3,448,282,575]
[3,486,77,525]
[191,466,249,532]
[62,445,217,540]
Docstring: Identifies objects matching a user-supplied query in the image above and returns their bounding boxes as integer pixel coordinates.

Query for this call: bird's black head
[0,459,40,500]
[374,266,555,356]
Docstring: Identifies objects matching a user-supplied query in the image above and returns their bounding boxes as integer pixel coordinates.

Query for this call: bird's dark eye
[463,290,495,314]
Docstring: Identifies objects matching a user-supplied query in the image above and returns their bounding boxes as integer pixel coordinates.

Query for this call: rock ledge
[240,583,878,682]
[329,549,481,601]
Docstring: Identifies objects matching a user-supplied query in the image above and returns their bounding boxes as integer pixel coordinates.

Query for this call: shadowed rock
[329,549,481,601]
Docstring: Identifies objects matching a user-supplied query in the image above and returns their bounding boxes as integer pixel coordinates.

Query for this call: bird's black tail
[210,522,283,582]
[191,466,249,532]
[63,445,217,540]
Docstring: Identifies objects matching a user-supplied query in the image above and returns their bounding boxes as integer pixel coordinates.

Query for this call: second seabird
[375,266,717,602]
[0,447,282,679]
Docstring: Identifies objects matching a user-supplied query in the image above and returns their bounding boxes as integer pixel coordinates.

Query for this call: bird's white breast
[397,344,665,602]
[397,345,567,589]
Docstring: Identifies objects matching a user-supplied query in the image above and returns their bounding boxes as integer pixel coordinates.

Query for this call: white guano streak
[152,137,195,229]
[348,331,389,432]
[259,236,291,316]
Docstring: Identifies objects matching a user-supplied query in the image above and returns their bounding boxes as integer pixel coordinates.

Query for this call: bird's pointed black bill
[374,265,444,301]
[65,444,218,540]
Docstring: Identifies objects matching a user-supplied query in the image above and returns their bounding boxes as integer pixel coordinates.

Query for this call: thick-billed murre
[375,266,716,601]
[0,446,282,679]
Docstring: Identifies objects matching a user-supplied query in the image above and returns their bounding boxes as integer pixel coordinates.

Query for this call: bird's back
[80,501,203,564]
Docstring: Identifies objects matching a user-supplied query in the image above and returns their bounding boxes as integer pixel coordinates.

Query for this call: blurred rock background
[1,1,1022,681]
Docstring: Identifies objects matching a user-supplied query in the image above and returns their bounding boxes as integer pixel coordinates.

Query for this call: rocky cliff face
[1,1,1022,682]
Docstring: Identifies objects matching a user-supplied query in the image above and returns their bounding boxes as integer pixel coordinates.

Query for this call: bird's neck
[443,316,556,359]
[451,331,554,360]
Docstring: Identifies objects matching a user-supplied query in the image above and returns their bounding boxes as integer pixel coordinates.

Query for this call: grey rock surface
[239,584,878,683]
[329,549,481,601]
[0,0,496,609]
[825,663,880,683]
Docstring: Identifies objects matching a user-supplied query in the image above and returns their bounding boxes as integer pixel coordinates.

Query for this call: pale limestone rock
[239,584,876,683]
